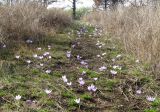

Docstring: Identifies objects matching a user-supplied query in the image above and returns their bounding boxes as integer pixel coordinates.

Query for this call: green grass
[0,23,159,112]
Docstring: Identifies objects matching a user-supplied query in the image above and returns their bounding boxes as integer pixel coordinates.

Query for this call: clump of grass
[83,6,160,72]
[0,2,72,43]
[41,8,72,29]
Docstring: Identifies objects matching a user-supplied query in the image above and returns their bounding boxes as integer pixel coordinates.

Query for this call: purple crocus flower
[99,66,107,71]
[80,60,88,65]
[88,84,97,92]
[77,55,82,60]
[78,78,85,86]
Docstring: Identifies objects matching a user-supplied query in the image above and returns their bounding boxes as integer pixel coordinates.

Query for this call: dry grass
[41,9,72,28]
[83,6,160,71]
[0,2,72,42]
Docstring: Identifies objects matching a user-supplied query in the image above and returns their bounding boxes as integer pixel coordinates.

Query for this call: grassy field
[0,22,160,112]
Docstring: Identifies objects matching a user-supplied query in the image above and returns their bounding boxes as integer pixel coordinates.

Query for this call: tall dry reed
[83,6,160,70]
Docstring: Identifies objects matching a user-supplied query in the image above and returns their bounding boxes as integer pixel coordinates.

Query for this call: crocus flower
[136,90,142,94]
[15,95,21,100]
[43,52,50,56]
[88,84,97,92]
[81,71,86,75]
[38,56,44,60]
[15,55,20,59]
[74,98,80,104]
[45,89,52,94]
[96,41,100,46]
[72,44,76,48]
[80,60,87,65]
[97,55,101,57]
[110,70,117,75]
[136,59,140,63]
[26,100,32,105]
[112,58,115,62]
[78,78,85,86]
[116,54,122,58]
[67,82,72,86]
[66,51,71,58]
[46,70,51,74]
[48,45,51,50]
[98,45,102,48]
[93,78,98,81]
[146,96,156,102]
[113,65,122,70]
[77,55,81,60]
[99,66,107,71]
[102,53,106,56]
[40,63,44,67]
[48,56,52,59]
[26,60,31,64]
[37,47,42,50]
[3,44,6,48]
[33,54,38,58]
[62,75,68,83]
[26,39,33,44]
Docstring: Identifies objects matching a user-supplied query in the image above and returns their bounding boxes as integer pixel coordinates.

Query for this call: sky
[47,0,94,9]
[47,0,145,9]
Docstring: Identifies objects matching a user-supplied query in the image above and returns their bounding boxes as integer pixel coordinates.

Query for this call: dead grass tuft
[83,7,160,70]
[0,2,72,42]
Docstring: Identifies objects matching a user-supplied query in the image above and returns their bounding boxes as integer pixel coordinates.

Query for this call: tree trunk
[73,0,76,19]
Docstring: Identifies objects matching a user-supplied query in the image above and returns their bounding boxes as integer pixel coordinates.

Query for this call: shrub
[41,8,72,28]
[0,2,72,42]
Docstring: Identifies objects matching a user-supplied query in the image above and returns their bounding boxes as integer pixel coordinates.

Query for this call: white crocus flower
[33,54,38,58]
[97,55,101,58]
[116,54,122,58]
[102,53,106,56]
[136,59,140,63]
[110,70,117,75]
[15,55,20,59]
[62,75,68,83]
[26,60,31,64]
[46,70,51,74]
[48,45,51,50]
[40,63,44,67]
[112,58,115,62]
[67,82,72,86]
[113,65,122,70]
[38,56,44,60]
[15,95,21,100]
[43,52,50,56]
[48,56,52,59]
[45,89,52,94]
[81,71,86,75]
[66,51,71,58]
[26,39,33,44]
[37,47,42,50]
[74,98,80,104]
[136,90,142,94]
[93,78,98,81]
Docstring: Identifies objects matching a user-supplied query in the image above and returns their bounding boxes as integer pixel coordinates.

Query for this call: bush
[0,2,72,42]
[76,8,91,20]
[41,8,72,28]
